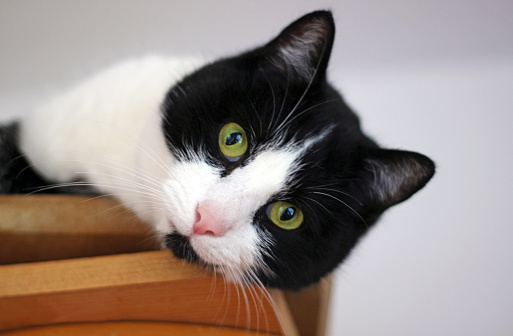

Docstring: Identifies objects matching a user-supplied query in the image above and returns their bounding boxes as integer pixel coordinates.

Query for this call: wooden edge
[0,321,283,336]
[284,275,333,336]
[317,276,333,336]
[269,290,300,336]
[0,251,206,297]
[0,251,285,334]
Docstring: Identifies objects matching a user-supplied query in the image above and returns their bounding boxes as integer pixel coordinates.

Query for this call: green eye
[267,201,304,230]
[218,122,248,160]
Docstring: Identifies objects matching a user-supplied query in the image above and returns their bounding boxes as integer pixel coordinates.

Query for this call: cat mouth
[164,232,265,286]
[163,232,234,274]
[164,232,201,264]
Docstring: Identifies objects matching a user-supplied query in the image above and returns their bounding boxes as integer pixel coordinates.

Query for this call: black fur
[0,123,54,193]
[0,123,97,194]
[161,11,435,289]
[164,232,200,264]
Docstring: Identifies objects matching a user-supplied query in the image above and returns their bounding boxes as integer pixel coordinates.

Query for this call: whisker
[233,274,242,328]
[275,98,340,135]
[260,68,277,133]
[14,157,166,198]
[74,117,170,174]
[306,186,363,205]
[273,34,330,134]
[245,271,269,332]
[310,191,367,226]
[76,171,165,198]
[207,268,218,304]
[274,73,290,131]
[23,181,98,195]
[91,157,165,189]
[25,181,163,203]
[302,196,332,216]
[137,231,163,248]
[93,199,163,218]
[4,153,35,180]
[220,266,234,329]
[250,275,285,335]
[75,193,113,204]
[238,273,252,330]
[245,93,263,138]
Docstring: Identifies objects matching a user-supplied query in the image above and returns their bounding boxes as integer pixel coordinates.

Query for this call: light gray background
[1,1,512,335]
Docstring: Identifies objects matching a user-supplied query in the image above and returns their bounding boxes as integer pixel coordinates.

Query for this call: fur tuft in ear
[362,149,435,210]
[265,10,335,81]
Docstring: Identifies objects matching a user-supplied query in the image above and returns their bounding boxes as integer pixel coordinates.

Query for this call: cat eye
[218,122,248,161]
[267,201,304,230]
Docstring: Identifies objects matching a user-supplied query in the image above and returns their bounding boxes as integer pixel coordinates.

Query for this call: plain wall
[1,1,512,335]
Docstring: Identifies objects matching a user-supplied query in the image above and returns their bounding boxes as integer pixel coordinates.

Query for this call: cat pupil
[280,207,296,221]
[226,132,242,146]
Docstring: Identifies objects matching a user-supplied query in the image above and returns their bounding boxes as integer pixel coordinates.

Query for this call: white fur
[21,56,200,222]
[164,144,312,276]
[20,56,329,281]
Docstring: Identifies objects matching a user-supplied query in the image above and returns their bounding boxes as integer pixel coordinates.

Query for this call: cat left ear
[358,149,435,212]
[264,10,335,82]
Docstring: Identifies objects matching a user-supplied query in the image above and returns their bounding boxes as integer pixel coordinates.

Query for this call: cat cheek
[161,161,221,235]
[154,217,175,236]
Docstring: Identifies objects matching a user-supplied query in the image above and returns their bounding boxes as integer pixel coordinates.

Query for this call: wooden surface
[285,277,332,336]
[0,251,288,334]
[0,195,158,264]
[0,322,281,335]
[0,195,330,336]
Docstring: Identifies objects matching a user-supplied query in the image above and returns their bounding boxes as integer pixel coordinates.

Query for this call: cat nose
[193,205,226,236]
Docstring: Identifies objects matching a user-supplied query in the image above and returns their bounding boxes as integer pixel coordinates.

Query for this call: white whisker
[92,157,165,189]
[311,191,367,226]
[274,73,291,131]
[275,98,340,135]
[261,68,278,133]
[76,171,165,198]
[306,186,363,205]
[303,196,332,216]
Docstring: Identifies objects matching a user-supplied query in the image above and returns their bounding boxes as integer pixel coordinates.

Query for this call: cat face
[158,11,434,289]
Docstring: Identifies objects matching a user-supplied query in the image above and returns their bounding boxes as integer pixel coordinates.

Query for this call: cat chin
[190,226,260,265]
[163,230,271,286]
[161,217,274,285]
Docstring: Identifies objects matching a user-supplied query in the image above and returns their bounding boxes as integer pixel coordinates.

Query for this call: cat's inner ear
[360,149,435,211]
[265,11,335,81]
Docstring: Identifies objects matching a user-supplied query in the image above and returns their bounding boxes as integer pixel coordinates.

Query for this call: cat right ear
[356,149,435,215]
[262,11,335,82]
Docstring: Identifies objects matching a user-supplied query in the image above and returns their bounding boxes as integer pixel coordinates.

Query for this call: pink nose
[193,205,226,236]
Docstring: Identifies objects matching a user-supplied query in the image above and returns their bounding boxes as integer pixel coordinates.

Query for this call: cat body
[4,11,434,289]
[21,57,198,226]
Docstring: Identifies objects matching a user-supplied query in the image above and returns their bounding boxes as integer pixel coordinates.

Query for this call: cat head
[159,11,435,290]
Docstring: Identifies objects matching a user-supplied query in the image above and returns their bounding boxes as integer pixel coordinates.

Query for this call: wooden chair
[0,195,331,335]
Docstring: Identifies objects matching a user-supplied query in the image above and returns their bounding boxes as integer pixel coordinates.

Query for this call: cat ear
[264,10,335,81]
[359,149,435,211]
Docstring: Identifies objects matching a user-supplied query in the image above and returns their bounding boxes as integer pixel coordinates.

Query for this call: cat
[0,11,434,290]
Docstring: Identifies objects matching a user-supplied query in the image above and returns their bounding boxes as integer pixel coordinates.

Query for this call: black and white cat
[1,11,434,289]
